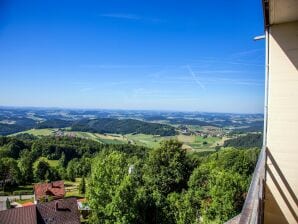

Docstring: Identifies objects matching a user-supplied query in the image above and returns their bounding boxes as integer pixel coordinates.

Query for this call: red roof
[34,181,65,201]
[0,198,80,224]
[0,206,37,224]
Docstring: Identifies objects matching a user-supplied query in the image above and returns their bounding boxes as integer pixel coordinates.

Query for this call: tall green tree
[34,159,51,182]
[142,139,189,223]
[18,149,34,184]
[143,139,188,197]
[87,151,140,224]
[67,159,78,182]
[0,158,21,191]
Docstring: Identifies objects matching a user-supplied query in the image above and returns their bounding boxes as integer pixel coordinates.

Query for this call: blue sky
[0,0,265,113]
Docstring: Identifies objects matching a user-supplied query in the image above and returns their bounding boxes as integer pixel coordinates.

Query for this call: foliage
[87,151,138,223]
[143,139,188,196]
[0,133,259,223]
[34,158,60,182]
[36,119,73,129]
[18,149,34,184]
[71,118,176,136]
[0,158,21,191]
[223,133,262,149]
[79,176,86,194]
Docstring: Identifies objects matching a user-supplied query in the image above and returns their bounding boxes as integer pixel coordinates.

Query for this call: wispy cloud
[230,48,263,58]
[100,13,140,20]
[80,64,162,69]
[99,13,164,23]
[186,65,206,90]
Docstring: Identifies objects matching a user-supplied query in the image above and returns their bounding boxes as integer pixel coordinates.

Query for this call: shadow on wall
[266,149,298,223]
[271,21,298,70]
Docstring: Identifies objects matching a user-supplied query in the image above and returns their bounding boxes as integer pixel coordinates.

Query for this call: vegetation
[87,139,259,223]
[36,119,73,129]
[71,118,176,136]
[223,133,262,149]
[0,118,36,135]
[0,129,260,223]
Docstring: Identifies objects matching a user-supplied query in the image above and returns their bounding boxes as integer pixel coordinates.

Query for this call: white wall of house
[265,21,298,224]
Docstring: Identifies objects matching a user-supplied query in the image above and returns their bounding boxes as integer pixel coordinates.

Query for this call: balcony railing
[237,147,267,224]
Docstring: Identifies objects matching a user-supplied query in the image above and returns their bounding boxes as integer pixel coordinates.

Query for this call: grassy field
[33,157,59,169]
[12,128,223,151]
[64,178,84,198]
[124,134,171,148]
[11,128,54,136]
[177,134,221,151]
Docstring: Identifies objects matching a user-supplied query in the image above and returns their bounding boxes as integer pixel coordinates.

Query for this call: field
[12,128,224,152]
[11,128,54,136]
[177,134,221,151]
[33,157,59,169]
[64,178,84,198]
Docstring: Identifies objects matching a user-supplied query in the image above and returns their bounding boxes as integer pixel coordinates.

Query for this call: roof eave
[262,0,270,28]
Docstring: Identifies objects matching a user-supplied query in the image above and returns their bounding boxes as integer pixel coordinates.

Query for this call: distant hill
[223,133,263,149]
[36,119,73,129]
[167,118,214,126]
[71,118,176,136]
[0,118,36,135]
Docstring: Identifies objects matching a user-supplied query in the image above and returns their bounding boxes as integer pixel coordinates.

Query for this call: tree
[6,139,25,159]
[67,159,78,182]
[143,139,188,197]
[167,191,197,224]
[18,149,34,184]
[0,158,21,191]
[79,177,86,194]
[34,159,51,182]
[87,151,140,223]
[59,152,67,168]
[142,139,189,223]
[200,170,247,222]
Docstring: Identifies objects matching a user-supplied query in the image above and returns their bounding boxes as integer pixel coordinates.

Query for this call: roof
[37,198,81,224]
[34,181,65,201]
[0,198,80,224]
[263,0,298,26]
[0,205,37,224]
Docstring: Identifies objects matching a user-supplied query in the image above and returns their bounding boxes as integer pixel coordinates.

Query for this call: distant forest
[223,133,263,149]
[71,118,177,136]
[0,118,176,136]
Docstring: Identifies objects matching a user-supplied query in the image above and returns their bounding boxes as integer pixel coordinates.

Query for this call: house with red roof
[0,197,80,224]
[34,181,66,204]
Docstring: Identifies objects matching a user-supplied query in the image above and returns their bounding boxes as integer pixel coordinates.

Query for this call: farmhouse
[0,198,80,224]
[34,181,66,204]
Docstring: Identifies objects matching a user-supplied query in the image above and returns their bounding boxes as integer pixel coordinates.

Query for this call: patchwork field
[12,128,224,151]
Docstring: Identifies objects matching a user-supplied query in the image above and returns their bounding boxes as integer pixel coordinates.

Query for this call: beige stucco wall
[265,21,298,224]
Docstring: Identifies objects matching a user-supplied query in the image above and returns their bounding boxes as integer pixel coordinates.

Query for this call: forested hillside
[223,133,263,148]
[36,119,73,129]
[71,118,176,136]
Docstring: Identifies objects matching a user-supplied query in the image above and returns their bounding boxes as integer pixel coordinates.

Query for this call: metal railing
[238,147,267,224]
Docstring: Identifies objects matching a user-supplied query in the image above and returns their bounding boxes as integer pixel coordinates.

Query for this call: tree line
[0,135,148,191]
[223,133,263,149]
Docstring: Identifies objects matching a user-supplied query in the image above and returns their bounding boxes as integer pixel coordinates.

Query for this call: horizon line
[0,104,264,115]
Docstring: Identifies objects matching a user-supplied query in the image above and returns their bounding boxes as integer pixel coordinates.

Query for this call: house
[34,181,66,204]
[0,198,80,224]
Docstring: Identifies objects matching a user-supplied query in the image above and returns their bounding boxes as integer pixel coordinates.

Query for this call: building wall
[265,21,298,224]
